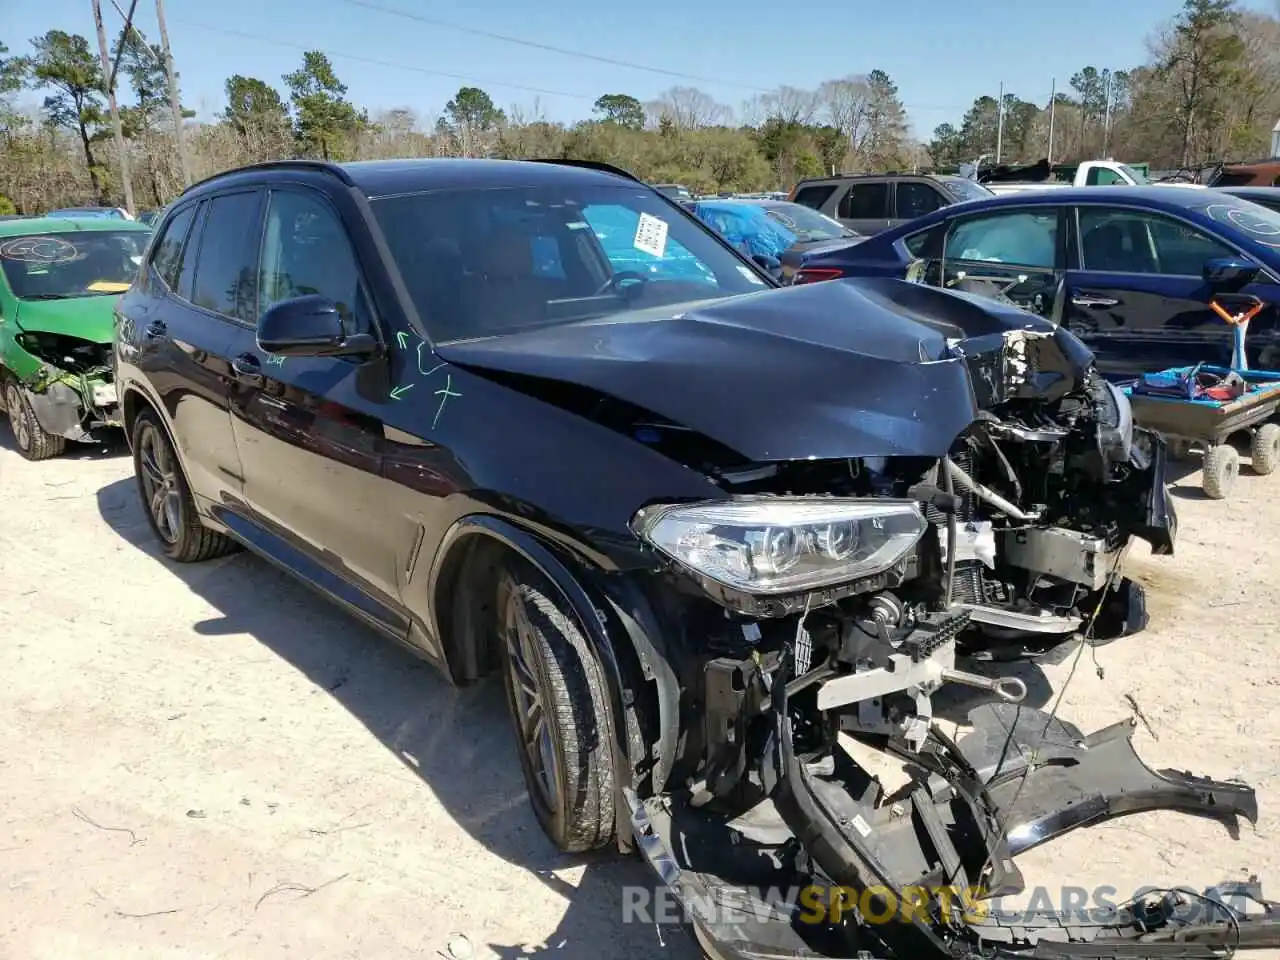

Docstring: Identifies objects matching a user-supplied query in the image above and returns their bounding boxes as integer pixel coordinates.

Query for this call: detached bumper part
[23,379,118,441]
[632,700,1280,959]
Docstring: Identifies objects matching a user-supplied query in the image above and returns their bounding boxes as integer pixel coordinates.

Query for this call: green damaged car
[0,216,152,460]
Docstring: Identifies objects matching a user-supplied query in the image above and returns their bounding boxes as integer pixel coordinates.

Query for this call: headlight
[632,498,927,595]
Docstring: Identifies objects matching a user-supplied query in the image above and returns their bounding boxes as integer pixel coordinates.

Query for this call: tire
[1201,444,1239,500]
[3,375,67,461]
[1250,423,1280,476]
[496,563,616,853]
[131,409,238,563]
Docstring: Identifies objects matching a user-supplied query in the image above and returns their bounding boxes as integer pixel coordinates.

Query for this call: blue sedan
[794,186,1280,380]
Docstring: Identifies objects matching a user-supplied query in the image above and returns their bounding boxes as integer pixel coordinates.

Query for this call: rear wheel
[3,375,66,461]
[1250,423,1280,476]
[496,564,615,852]
[131,410,238,562]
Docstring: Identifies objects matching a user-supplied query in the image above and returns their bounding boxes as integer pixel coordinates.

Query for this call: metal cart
[1123,295,1280,500]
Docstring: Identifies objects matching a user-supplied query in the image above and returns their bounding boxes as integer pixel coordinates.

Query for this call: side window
[258,190,362,334]
[904,229,931,257]
[838,182,888,220]
[529,234,566,280]
[174,202,205,300]
[946,209,1058,269]
[1086,166,1125,186]
[792,184,838,211]
[897,182,946,219]
[191,192,262,322]
[150,205,195,291]
[1078,208,1235,276]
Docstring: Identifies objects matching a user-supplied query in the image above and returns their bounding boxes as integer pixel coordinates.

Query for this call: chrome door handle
[1071,295,1119,308]
[230,354,264,386]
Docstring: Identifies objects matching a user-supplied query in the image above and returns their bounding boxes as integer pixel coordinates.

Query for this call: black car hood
[434,277,1088,462]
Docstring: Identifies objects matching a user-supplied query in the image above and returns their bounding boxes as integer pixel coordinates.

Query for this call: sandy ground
[2,429,1279,960]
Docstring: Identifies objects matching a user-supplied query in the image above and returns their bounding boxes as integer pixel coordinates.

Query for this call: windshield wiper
[19,293,73,301]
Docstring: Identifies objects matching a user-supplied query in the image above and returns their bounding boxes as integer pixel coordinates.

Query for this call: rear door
[835,180,893,235]
[117,196,246,509]
[936,204,1066,320]
[1064,204,1280,378]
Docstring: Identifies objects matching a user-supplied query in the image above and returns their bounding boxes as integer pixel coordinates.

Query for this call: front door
[936,205,1065,320]
[224,185,413,629]
[1064,205,1280,379]
[835,180,893,235]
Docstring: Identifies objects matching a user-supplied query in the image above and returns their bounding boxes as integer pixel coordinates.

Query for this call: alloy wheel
[5,383,29,451]
[503,597,560,819]
[137,424,182,544]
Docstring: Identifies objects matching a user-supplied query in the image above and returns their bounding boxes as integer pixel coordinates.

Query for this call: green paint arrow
[389,383,415,400]
[395,331,409,349]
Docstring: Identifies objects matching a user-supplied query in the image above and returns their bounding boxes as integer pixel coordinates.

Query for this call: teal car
[0,216,153,460]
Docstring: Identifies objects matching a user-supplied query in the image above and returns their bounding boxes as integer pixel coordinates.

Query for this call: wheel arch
[426,514,675,844]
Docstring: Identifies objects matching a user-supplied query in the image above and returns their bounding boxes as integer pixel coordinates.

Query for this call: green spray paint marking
[416,340,446,377]
[432,374,462,430]
[396,330,410,349]
[266,354,286,367]
[389,383,415,400]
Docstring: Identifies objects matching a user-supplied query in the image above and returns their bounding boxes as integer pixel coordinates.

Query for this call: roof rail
[182,159,353,196]
[527,158,642,183]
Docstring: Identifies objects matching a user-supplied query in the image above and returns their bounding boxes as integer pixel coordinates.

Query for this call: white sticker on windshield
[566,221,590,230]
[633,213,668,258]
[130,255,143,265]
[736,265,765,285]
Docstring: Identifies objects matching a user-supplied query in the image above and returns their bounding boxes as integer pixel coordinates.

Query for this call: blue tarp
[689,201,796,260]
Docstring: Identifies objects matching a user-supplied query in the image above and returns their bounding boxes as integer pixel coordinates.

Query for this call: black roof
[183,157,644,200]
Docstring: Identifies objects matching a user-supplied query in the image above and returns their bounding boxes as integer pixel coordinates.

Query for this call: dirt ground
[2,430,1279,960]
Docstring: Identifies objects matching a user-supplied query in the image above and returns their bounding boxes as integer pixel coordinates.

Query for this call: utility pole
[91,0,135,214]
[995,81,1005,164]
[153,0,190,186]
[1102,70,1113,159]
[1047,78,1056,165]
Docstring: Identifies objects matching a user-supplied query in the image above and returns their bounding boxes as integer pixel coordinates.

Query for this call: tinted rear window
[792,185,838,211]
[191,191,262,322]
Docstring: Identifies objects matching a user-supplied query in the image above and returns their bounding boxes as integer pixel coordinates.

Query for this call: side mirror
[751,253,783,282]
[1203,256,1260,293]
[257,294,376,358]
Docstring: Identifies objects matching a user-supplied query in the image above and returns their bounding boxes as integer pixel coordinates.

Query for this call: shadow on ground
[95,477,698,960]
[0,423,129,460]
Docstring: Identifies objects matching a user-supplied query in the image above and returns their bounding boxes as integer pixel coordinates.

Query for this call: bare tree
[645,86,730,131]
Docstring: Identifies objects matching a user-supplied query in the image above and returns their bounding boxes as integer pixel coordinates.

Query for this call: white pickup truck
[974,159,1206,195]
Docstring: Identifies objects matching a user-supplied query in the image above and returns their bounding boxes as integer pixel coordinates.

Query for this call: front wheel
[131,410,238,562]
[3,375,66,461]
[496,564,616,852]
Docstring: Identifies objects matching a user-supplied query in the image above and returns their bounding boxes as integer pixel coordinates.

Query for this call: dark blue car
[794,185,1280,380]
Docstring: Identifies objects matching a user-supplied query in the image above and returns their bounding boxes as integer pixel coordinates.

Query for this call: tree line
[1,0,1277,215]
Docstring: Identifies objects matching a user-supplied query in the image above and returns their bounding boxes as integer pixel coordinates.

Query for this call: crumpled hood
[435,277,1090,462]
[15,295,119,343]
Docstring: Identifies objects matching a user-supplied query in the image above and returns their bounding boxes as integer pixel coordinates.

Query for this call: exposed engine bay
[7,330,120,440]
[623,329,1275,959]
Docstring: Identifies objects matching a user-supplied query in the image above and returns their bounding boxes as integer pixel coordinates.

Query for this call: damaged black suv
[115,158,1280,960]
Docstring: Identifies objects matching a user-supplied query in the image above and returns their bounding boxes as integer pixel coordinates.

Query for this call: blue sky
[7,0,1273,139]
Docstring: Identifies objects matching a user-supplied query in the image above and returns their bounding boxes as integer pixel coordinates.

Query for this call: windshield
[1119,164,1149,185]
[372,184,769,342]
[1197,195,1280,244]
[937,177,995,202]
[760,202,855,240]
[0,230,150,300]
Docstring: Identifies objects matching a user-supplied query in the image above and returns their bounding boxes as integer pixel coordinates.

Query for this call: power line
[168,17,599,101]
[338,0,776,94]
[170,15,975,117]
